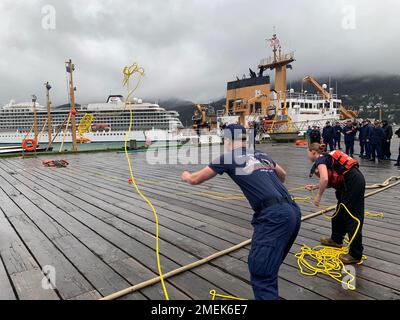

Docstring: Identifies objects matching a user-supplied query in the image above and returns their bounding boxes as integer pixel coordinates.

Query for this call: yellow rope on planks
[365,211,384,217]
[121,63,169,300]
[295,203,366,290]
[99,177,400,300]
[209,289,246,301]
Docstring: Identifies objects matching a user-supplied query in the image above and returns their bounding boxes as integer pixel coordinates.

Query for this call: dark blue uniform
[309,128,321,144]
[382,123,393,159]
[358,124,369,157]
[333,124,342,150]
[395,128,400,166]
[209,148,301,300]
[306,127,312,142]
[364,124,373,159]
[370,126,384,161]
[322,125,335,151]
[343,124,357,156]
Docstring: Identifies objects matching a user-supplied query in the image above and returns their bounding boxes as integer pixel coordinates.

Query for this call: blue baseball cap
[224,124,247,140]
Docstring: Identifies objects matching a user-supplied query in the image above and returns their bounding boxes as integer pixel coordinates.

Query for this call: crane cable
[122,63,169,300]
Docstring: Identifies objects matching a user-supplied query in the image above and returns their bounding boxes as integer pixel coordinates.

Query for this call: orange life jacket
[327,150,359,189]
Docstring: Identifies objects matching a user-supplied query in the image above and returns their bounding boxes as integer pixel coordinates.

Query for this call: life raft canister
[295,140,308,146]
[22,138,38,152]
[327,150,359,189]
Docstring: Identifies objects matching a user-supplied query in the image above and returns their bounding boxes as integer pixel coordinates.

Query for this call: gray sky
[0,0,399,106]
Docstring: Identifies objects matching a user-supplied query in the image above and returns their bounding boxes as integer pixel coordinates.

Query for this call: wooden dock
[0,144,399,300]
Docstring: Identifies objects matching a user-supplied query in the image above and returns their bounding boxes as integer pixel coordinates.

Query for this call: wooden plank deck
[0,143,399,300]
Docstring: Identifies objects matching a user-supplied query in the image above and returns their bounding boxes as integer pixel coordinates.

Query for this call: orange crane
[303,75,357,120]
[192,104,217,131]
[302,76,331,100]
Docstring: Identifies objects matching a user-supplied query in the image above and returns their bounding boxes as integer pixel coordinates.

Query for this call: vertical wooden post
[45,82,52,147]
[66,59,78,152]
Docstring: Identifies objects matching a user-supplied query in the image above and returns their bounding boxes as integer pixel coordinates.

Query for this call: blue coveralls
[209,148,301,300]
[306,127,312,142]
[358,124,369,157]
[364,124,373,159]
[343,125,356,156]
[370,126,384,160]
[322,125,335,151]
[333,125,342,150]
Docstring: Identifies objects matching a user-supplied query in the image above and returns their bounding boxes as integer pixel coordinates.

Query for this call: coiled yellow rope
[122,63,169,300]
[78,113,94,137]
[295,203,365,290]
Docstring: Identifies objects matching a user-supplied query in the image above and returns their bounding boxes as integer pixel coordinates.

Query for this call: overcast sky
[0,0,399,106]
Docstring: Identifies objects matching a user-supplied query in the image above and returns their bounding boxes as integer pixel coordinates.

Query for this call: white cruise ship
[0,95,184,144]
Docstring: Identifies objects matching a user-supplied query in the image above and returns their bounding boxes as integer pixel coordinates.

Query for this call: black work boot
[320,237,342,248]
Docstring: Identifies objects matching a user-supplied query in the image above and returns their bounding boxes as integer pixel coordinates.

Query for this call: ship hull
[269,132,300,142]
[0,129,185,145]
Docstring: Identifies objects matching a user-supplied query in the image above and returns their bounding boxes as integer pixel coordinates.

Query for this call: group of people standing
[306,119,398,165]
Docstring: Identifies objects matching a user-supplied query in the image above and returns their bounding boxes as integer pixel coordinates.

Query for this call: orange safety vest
[327,150,359,189]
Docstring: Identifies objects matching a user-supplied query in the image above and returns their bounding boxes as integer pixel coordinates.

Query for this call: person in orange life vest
[304,143,366,264]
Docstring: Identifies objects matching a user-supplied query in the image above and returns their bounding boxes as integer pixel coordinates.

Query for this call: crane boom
[302,76,331,100]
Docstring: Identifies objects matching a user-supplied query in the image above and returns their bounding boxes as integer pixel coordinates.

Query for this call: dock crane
[302,76,331,100]
[192,104,217,133]
[302,75,357,120]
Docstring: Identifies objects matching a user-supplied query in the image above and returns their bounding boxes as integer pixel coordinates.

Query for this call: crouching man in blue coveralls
[181,124,301,300]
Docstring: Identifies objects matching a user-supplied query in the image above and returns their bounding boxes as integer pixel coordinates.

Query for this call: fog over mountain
[0,0,399,107]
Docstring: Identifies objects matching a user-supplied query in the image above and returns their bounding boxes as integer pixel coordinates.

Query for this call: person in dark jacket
[370,120,385,162]
[333,122,342,150]
[309,126,321,144]
[358,120,369,158]
[363,119,373,160]
[306,126,312,142]
[381,120,393,160]
[394,127,400,167]
[322,121,335,151]
[343,120,357,157]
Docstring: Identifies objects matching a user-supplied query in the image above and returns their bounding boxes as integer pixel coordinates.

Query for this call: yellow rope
[99,177,399,300]
[295,203,366,290]
[122,63,169,300]
[365,211,384,217]
[209,289,246,301]
[176,186,311,201]
[78,113,94,137]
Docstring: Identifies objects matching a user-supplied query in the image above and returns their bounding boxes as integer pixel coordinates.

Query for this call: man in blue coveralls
[181,124,301,300]
[358,120,369,158]
[370,120,385,163]
[333,121,342,150]
[343,120,357,157]
[322,121,335,151]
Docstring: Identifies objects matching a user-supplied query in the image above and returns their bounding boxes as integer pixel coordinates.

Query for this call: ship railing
[278,92,339,101]
[259,51,295,66]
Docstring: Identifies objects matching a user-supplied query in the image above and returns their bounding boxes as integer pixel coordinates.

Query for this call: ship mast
[65,59,78,152]
[44,82,52,146]
[32,94,38,141]
[258,32,295,101]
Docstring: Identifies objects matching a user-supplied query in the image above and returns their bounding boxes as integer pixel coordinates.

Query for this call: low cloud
[0,0,398,106]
